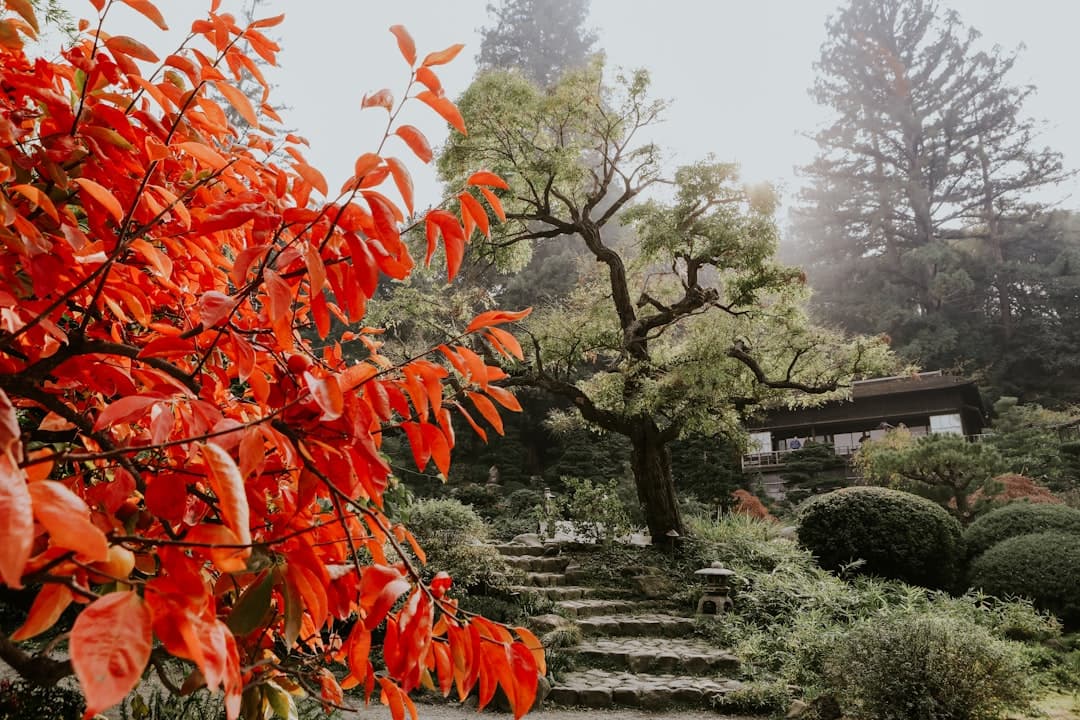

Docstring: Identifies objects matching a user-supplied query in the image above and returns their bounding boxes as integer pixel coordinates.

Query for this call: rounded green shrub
[402,498,514,593]
[968,531,1080,629]
[797,486,963,589]
[823,613,1034,720]
[963,502,1080,560]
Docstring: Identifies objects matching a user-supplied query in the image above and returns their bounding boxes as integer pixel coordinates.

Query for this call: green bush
[542,476,633,544]
[823,612,1034,720]
[797,486,964,589]
[402,498,515,594]
[963,502,1080,560]
[0,679,84,720]
[969,531,1080,629]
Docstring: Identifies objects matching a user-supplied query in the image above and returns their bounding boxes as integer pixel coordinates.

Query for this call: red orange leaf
[479,186,507,222]
[304,371,343,421]
[394,125,432,164]
[453,402,488,443]
[362,88,394,112]
[11,583,73,641]
[425,210,465,280]
[93,394,158,431]
[5,0,38,33]
[466,308,532,333]
[0,454,32,588]
[508,642,539,719]
[71,592,152,719]
[119,0,168,30]
[201,443,252,549]
[360,564,410,630]
[389,25,415,66]
[421,43,464,67]
[28,480,109,562]
[0,387,18,455]
[467,391,504,435]
[514,626,547,675]
[486,327,525,361]
[72,178,125,223]
[467,171,510,190]
[386,157,414,216]
[416,91,466,135]
[213,79,258,126]
[414,66,442,95]
[9,183,58,223]
[105,34,159,62]
[177,141,228,169]
[421,422,451,477]
[486,384,523,412]
[459,192,489,237]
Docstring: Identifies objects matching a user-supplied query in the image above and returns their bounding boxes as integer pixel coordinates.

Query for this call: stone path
[497,542,743,710]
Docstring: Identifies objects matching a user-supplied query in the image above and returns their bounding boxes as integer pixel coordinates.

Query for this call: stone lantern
[694,562,735,615]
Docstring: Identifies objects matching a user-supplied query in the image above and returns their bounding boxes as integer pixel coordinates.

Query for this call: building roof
[749,371,984,432]
[847,371,975,400]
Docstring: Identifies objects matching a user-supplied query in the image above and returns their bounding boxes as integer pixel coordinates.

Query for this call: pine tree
[477,0,597,88]
[795,0,1069,386]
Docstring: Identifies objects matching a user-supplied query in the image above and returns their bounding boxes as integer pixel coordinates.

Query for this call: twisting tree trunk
[628,420,684,539]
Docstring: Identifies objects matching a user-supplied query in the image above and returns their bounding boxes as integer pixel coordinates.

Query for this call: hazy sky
[51,1,1080,212]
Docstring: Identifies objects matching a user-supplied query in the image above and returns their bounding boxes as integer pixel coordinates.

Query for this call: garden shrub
[402,498,515,594]
[963,502,1080,560]
[0,679,84,720]
[968,531,1080,629]
[797,486,964,589]
[822,612,1034,720]
[542,476,633,543]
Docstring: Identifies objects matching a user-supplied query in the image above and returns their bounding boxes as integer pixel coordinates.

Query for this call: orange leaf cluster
[730,489,776,521]
[0,5,535,720]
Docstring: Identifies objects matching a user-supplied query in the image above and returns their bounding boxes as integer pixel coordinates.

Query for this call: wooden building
[743,371,985,498]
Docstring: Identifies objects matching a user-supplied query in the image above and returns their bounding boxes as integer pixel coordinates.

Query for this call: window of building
[748,431,772,454]
[929,413,963,435]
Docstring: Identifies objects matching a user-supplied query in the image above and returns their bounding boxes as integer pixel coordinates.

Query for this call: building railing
[741,433,994,470]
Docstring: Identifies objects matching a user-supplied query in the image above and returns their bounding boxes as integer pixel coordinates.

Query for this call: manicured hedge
[963,502,1080,560]
[968,531,1080,629]
[797,486,964,589]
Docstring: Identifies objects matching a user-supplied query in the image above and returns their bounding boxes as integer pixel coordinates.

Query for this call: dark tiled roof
[849,372,975,399]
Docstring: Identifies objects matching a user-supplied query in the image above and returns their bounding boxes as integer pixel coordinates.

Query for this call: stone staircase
[496,541,743,710]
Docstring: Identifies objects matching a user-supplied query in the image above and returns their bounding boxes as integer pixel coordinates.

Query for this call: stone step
[547,669,742,709]
[524,572,566,587]
[576,613,696,637]
[574,637,739,675]
[510,585,593,601]
[493,544,549,557]
[554,599,637,618]
[503,555,571,573]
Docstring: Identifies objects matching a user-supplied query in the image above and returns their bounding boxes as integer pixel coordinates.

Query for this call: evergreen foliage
[779,441,847,504]
[477,0,597,88]
[856,431,1006,520]
[794,0,1079,405]
[797,486,964,589]
[969,531,1080,629]
[963,503,1080,560]
[824,613,1034,720]
[442,63,892,539]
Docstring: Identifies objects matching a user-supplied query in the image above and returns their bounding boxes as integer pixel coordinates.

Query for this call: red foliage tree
[0,2,540,719]
[730,489,775,522]
[971,474,1063,509]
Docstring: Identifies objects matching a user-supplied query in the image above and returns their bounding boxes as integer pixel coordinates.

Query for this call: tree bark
[628,420,685,541]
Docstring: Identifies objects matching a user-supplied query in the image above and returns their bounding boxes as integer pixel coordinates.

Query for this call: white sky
[50,1,1080,213]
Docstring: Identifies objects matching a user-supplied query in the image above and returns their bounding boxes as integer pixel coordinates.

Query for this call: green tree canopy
[477,0,597,88]
[793,0,1076,403]
[441,62,892,539]
[856,431,1006,521]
